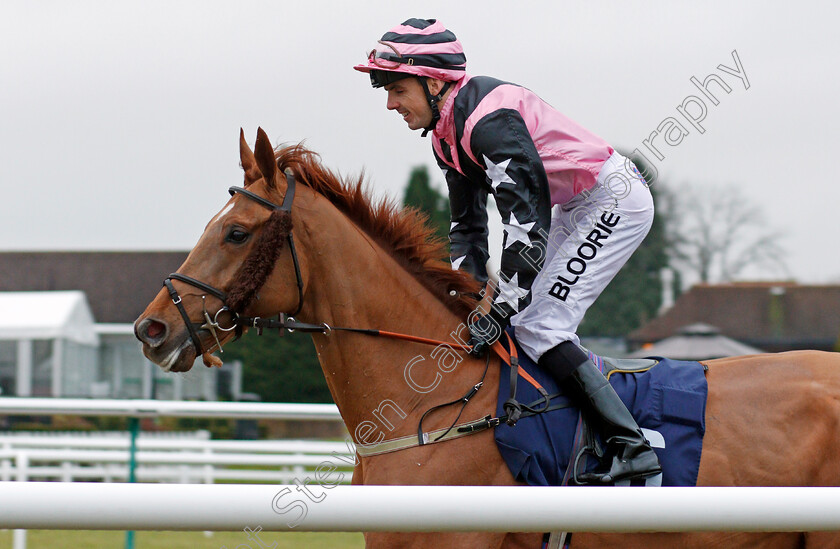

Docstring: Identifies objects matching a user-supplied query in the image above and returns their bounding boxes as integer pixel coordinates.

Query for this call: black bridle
[162,167,464,359]
[163,170,306,356]
[157,168,539,451]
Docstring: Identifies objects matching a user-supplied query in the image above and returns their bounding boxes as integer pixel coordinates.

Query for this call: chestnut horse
[135,129,840,548]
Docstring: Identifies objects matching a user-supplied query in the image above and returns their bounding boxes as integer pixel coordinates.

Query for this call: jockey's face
[384,77,444,132]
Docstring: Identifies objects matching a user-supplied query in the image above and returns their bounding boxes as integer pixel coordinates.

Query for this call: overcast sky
[3,1,839,285]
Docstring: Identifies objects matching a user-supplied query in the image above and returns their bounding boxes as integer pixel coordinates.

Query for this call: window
[0,341,16,396]
[61,341,98,397]
[31,339,53,397]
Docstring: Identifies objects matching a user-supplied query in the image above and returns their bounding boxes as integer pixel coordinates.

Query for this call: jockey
[354,18,660,485]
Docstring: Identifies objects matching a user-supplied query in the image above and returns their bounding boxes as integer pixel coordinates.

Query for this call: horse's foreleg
[804,532,839,548]
[501,532,544,548]
[572,532,805,548]
[364,532,510,548]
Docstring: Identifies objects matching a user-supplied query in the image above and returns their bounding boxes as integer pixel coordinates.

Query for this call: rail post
[124,416,140,549]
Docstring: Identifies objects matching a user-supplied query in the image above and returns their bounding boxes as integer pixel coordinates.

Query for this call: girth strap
[417,353,491,446]
[355,391,574,458]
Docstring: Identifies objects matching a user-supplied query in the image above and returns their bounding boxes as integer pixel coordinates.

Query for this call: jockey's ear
[239,128,261,187]
[254,127,278,189]
[427,78,447,96]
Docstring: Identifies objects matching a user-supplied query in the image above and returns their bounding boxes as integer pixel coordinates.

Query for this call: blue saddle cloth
[494,330,708,487]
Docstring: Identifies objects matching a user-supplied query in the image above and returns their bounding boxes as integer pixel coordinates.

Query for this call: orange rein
[245,314,546,392]
[374,329,545,392]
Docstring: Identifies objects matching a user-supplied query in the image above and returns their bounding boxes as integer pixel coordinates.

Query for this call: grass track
[0,530,365,548]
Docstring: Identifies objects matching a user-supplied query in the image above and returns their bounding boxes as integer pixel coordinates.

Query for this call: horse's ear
[240,128,261,187]
[254,127,277,189]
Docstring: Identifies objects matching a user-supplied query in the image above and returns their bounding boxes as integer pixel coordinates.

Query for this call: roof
[627,323,763,360]
[627,282,840,351]
[0,291,99,345]
[0,252,188,324]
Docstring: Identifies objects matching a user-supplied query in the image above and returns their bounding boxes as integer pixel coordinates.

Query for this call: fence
[0,397,342,420]
[3,399,840,538]
[3,483,840,532]
[0,397,347,549]
[0,431,355,484]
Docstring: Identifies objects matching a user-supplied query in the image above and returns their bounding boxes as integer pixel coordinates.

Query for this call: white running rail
[2,484,840,532]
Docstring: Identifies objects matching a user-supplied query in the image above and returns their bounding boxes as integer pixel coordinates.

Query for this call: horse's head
[134,128,310,372]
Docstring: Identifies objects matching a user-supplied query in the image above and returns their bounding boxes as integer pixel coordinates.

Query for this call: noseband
[163,170,305,356]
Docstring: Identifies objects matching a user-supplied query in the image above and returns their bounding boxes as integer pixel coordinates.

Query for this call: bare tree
[664,184,788,283]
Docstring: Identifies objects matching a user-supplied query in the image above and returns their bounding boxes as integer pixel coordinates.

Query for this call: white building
[0,252,249,401]
[0,291,98,397]
[0,291,240,400]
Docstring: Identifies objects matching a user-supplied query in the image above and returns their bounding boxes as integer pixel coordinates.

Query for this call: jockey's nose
[386,90,399,111]
[135,317,169,348]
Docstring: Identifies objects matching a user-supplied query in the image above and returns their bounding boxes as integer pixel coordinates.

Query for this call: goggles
[367,41,463,72]
[367,41,411,70]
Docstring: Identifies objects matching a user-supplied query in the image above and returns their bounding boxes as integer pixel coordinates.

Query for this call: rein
[163,170,476,357]
[163,170,552,455]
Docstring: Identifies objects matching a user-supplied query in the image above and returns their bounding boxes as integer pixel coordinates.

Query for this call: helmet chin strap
[418,77,451,137]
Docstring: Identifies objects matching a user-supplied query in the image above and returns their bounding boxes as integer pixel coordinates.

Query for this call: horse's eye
[225,228,250,244]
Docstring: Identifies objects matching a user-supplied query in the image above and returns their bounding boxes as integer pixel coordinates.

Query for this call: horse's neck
[298,208,476,438]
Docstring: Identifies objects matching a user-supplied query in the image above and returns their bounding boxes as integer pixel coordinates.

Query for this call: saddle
[491,331,708,488]
[601,355,659,374]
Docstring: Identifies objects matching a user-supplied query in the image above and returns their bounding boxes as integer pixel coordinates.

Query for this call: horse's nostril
[136,318,168,347]
[146,320,165,340]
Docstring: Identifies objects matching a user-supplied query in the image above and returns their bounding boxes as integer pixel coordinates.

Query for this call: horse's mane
[274,144,480,320]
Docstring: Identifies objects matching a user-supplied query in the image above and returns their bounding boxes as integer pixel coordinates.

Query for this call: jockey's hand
[467,313,503,358]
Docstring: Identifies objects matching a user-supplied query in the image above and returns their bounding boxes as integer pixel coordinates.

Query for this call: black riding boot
[540,342,662,484]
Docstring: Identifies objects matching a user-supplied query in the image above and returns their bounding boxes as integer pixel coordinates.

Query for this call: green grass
[0,530,365,549]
